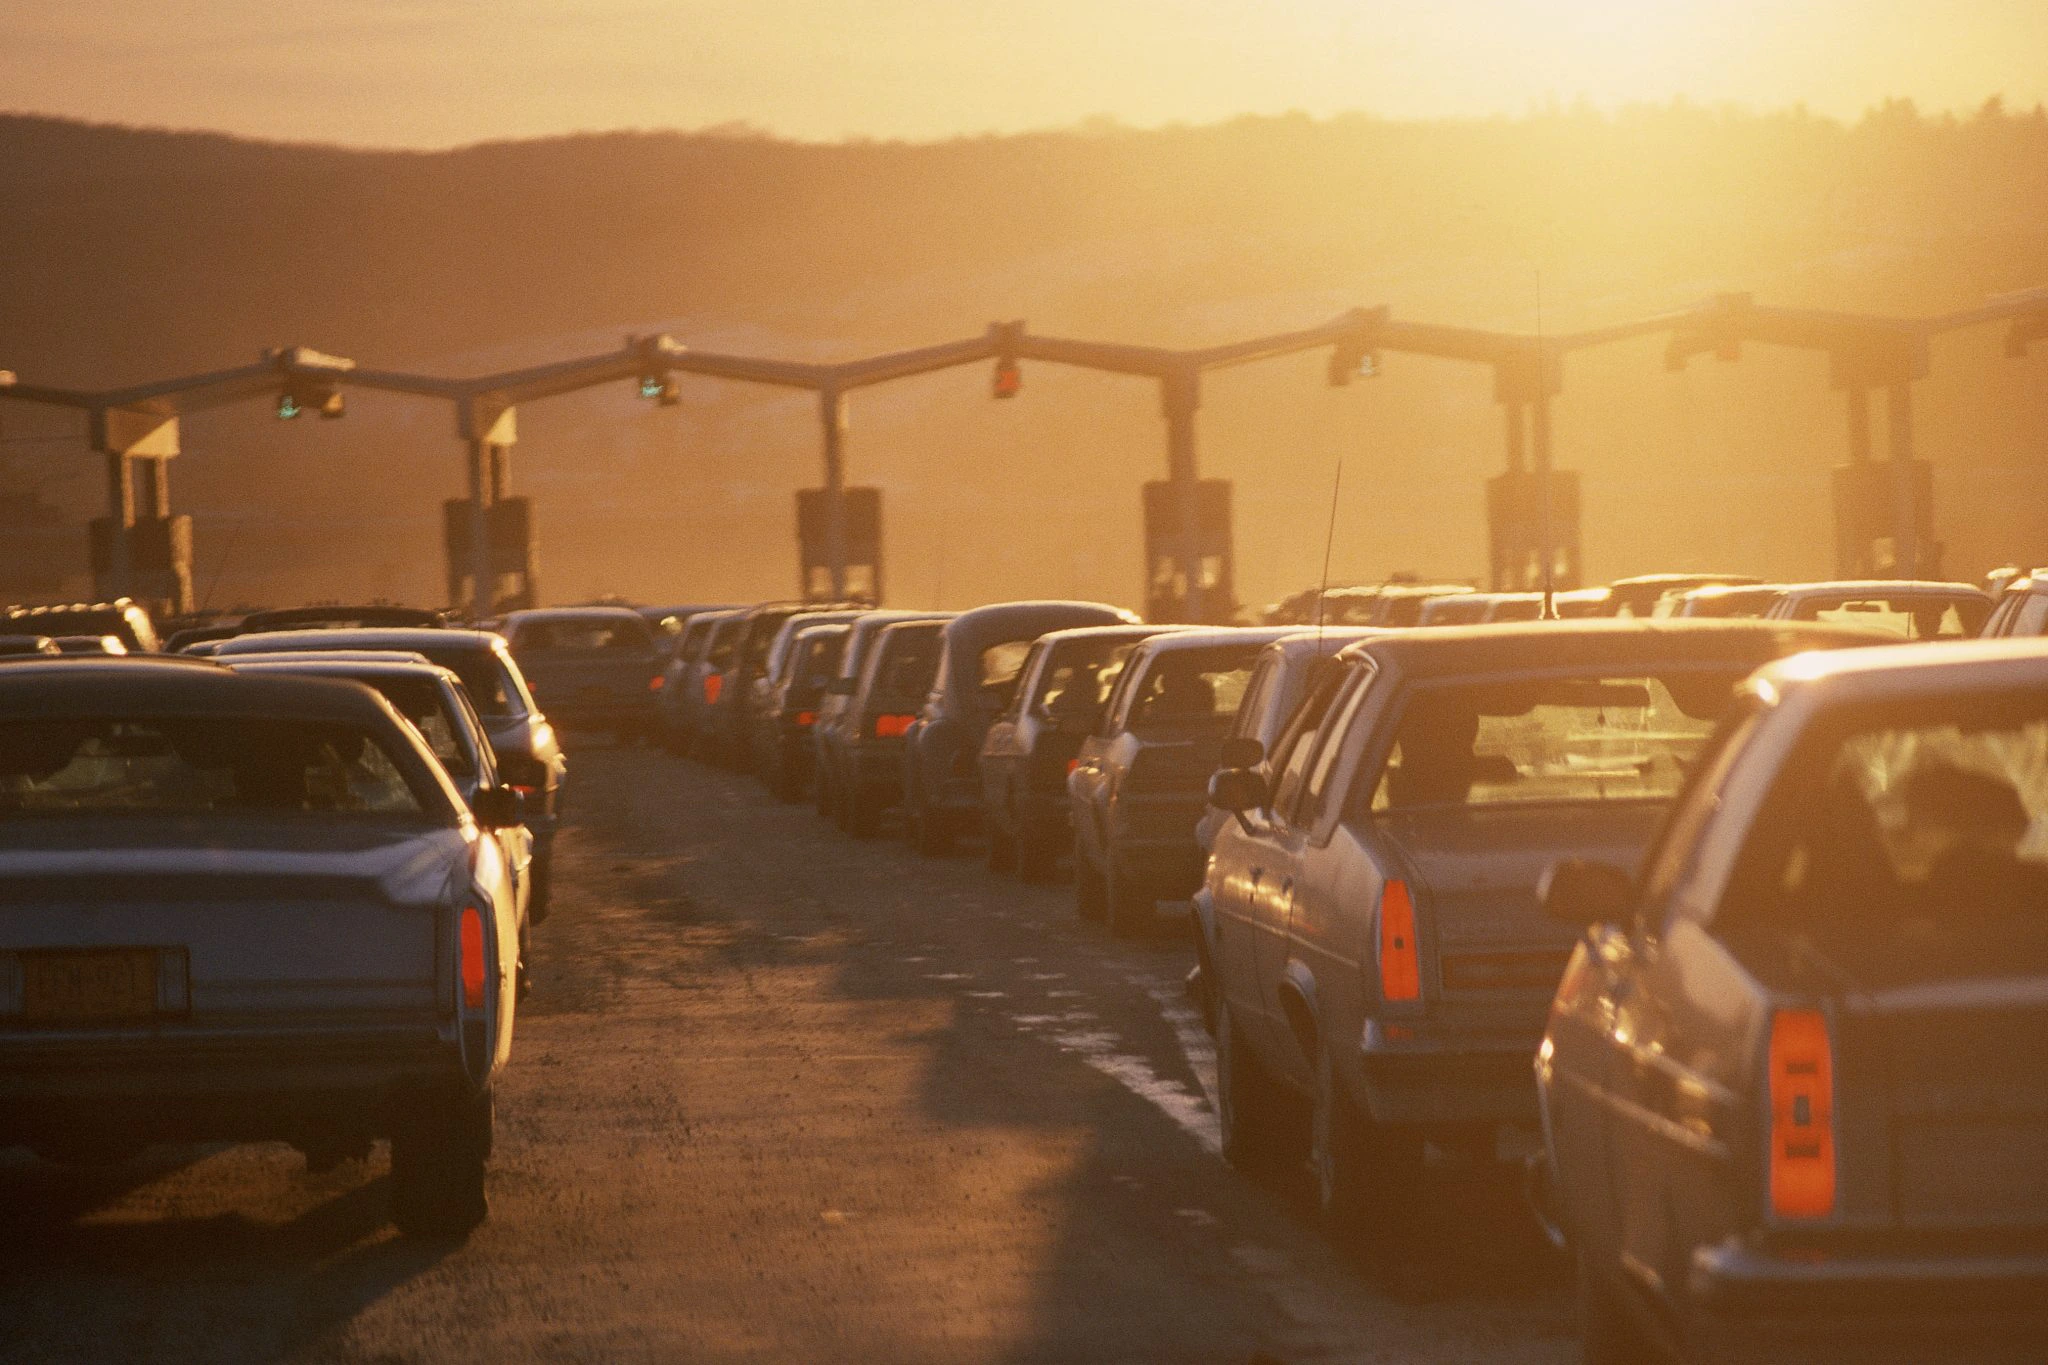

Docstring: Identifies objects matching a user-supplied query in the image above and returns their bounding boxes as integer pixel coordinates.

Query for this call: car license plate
[21,949,160,1023]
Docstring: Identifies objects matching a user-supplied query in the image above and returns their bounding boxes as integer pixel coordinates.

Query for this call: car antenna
[1536,267,1557,621]
[1314,455,1343,657]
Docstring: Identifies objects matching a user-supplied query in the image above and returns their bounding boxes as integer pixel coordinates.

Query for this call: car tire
[1016,834,1056,883]
[1310,1039,1421,1258]
[528,846,552,925]
[1104,851,1153,938]
[1576,1243,1662,1365]
[1217,1004,1304,1174]
[907,783,950,857]
[1074,837,1107,921]
[986,820,1018,874]
[390,1087,492,1239]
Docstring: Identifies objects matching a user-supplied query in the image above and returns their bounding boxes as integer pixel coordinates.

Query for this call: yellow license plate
[21,949,159,1022]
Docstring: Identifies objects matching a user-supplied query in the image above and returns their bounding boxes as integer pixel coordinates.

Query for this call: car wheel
[528,846,552,925]
[907,784,951,857]
[986,820,1018,874]
[1576,1242,1662,1365]
[1217,1004,1305,1175]
[1104,851,1154,938]
[1016,834,1056,883]
[389,1087,492,1239]
[1074,836,1107,921]
[1310,1039,1422,1257]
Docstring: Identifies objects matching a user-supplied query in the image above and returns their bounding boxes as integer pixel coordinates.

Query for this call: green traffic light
[639,375,664,400]
[277,393,301,420]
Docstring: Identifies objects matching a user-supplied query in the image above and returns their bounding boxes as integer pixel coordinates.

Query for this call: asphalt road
[0,741,1575,1364]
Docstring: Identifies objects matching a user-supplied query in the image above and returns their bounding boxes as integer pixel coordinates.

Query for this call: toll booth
[1832,460,1938,578]
[90,514,192,617]
[1142,478,1235,624]
[442,496,538,615]
[797,486,882,604]
[1486,469,1582,592]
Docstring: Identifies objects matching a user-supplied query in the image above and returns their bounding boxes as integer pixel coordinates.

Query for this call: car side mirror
[1208,767,1268,814]
[1539,858,1633,928]
[827,676,856,695]
[473,785,526,830]
[1219,736,1264,769]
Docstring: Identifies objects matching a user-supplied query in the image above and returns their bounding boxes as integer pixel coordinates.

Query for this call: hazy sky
[4,0,2043,146]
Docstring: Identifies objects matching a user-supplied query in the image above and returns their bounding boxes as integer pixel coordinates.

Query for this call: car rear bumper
[1355,1018,1541,1126]
[0,1024,464,1143]
[1685,1235,2048,1364]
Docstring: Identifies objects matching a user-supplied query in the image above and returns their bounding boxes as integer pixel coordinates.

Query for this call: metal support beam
[1531,394,1556,601]
[819,388,848,600]
[1886,384,1919,578]
[466,439,493,621]
[1503,402,1527,474]
[1161,367,1203,623]
[102,453,134,600]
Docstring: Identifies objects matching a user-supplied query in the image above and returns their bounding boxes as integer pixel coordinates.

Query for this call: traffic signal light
[992,358,1022,399]
[638,373,681,405]
[277,380,344,419]
[988,320,1025,399]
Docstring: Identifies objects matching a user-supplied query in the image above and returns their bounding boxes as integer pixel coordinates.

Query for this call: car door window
[1099,653,1147,736]
[1638,703,1763,931]
[1294,663,1376,829]
[1231,657,1276,740]
[1270,663,1364,819]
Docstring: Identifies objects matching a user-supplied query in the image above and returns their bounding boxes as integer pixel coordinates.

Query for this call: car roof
[1774,579,1988,599]
[226,656,460,684]
[1270,627,1386,657]
[216,627,504,656]
[1334,618,1882,680]
[1032,623,1174,646]
[1754,636,2048,693]
[1127,626,1300,655]
[503,606,648,625]
[942,601,1139,647]
[0,658,391,722]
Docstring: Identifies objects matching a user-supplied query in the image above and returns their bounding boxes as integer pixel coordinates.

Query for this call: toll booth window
[1801,595,1988,640]
[978,640,1033,711]
[1127,647,1260,727]
[1717,693,2048,983]
[1368,671,1740,811]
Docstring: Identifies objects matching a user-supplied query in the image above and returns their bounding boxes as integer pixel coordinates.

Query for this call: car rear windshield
[872,630,941,707]
[1127,645,1262,728]
[1787,593,1987,639]
[514,617,654,651]
[363,677,473,777]
[1369,669,1744,811]
[1718,689,2048,985]
[0,717,436,819]
[978,640,1034,711]
[418,646,528,718]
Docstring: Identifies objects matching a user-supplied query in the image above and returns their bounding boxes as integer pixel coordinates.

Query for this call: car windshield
[0,717,433,818]
[873,630,941,706]
[361,676,473,776]
[1370,669,1744,810]
[1718,688,2048,985]
[1127,645,1260,728]
[417,646,526,717]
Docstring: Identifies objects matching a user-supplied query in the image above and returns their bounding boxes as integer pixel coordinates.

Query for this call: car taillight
[508,783,539,797]
[704,674,724,704]
[874,714,915,738]
[1067,758,1079,775]
[648,674,665,692]
[1769,1007,1836,1220]
[795,710,816,727]
[1377,879,1421,1003]
[460,905,487,1010]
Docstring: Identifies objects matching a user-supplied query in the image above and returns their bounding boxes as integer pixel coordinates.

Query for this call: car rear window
[0,717,436,819]
[1790,594,1987,639]
[978,640,1034,710]
[1127,645,1261,727]
[417,646,527,718]
[1368,669,1745,811]
[514,617,653,651]
[1033,638,1143,727]
[363,677,474,777]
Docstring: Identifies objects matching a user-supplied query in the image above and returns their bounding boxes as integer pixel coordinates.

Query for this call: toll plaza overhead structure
[0,347,354,615]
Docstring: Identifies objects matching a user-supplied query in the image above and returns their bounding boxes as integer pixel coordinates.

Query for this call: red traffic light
[992,358,1022,399]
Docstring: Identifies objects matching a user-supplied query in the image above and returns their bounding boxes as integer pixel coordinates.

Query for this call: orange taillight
[795,710,816,727]
[703,673,724,704]
[1378,879,1421,1003]
[1769,1007,1836,1219]
[874,714,915,738]
[460,905,487,1010]
[648,674,665,692]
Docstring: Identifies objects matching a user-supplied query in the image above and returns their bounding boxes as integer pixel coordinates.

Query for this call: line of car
[652,580,2048,1363]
